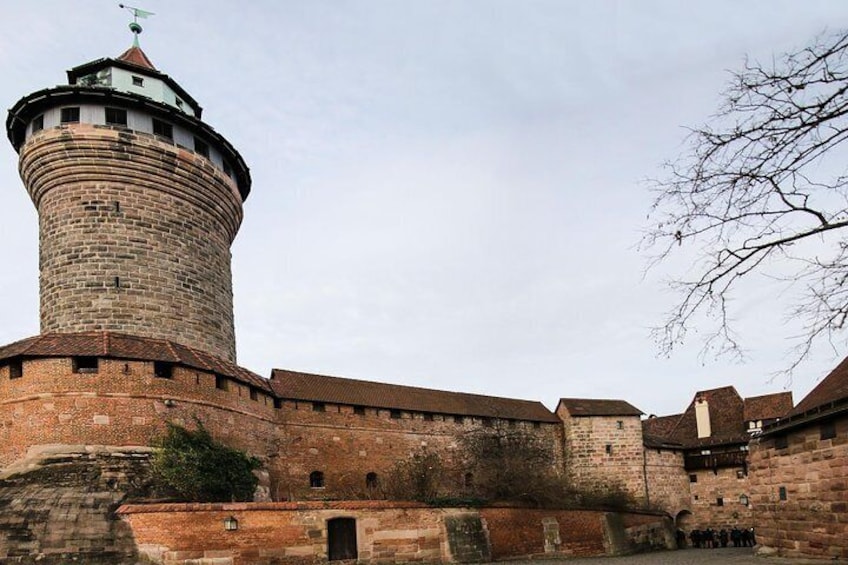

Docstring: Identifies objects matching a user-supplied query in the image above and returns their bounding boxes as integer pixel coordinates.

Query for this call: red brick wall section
[748,415,848,560]
[19,125,243,361]
[479,508,607,560]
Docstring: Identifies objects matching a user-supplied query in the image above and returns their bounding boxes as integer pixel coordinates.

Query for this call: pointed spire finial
[118,4,155,47]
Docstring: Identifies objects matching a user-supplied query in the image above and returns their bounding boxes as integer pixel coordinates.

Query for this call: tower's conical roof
[116,45,156,71]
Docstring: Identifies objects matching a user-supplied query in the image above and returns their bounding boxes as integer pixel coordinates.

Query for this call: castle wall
[748,416,848,560]
[558,410,646,503]
[19,125,243,361]
[275,400,563,501]
[686,465,751,529]
[0,358,279,474]
[643,447,689,515]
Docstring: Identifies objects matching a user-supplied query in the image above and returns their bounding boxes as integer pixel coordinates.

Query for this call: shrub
[151,422,261,502]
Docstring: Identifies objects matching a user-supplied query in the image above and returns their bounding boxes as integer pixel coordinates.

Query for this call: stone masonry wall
[687,465,752,529]
[644,448,690,516]
[748,415,848,560]
[19,125,243,361]
[558,410,647,503]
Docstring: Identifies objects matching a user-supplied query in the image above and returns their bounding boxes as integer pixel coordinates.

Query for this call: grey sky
[2,1,847,416]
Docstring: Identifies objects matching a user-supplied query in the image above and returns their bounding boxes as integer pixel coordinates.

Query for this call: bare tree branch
[642,29,848,379]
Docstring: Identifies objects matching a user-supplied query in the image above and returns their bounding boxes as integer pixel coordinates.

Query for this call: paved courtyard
[492,547,836,564]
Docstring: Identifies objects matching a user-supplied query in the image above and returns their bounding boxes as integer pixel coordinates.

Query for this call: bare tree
[643,29,848,374]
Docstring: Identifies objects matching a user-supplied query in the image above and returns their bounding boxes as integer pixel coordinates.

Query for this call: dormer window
[132,76,144,87]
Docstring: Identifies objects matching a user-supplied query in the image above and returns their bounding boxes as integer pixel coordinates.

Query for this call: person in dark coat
[690,529,701,548]
[719,528,728,547]
[731,526,741,547]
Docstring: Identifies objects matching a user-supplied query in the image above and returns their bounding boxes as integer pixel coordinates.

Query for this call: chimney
[695,395,711,438]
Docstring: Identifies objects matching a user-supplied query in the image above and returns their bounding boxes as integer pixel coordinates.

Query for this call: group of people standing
[680,527,756,548]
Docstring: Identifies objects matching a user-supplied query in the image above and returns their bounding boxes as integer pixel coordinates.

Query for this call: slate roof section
[666,386,748,448]
[0,332,270,392]
[117,45,156,70]
[270,369,560,423]
[557,398,643,418]
[743,392,793,422]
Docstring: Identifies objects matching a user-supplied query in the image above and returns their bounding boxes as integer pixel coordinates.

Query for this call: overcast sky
[2,1,847,416]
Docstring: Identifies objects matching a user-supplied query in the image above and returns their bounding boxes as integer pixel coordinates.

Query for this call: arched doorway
[327,517,357,561]
[676,509,694,530]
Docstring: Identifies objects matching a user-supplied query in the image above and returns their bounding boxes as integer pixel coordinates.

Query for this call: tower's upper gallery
[5,43,251,200]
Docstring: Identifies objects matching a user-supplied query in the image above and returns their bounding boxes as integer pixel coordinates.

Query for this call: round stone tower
[5,40,251,362]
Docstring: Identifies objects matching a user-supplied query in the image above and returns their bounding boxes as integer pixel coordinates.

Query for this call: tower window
[249,387,258,401]
[194,137,210,158]
[312,402,326,412]
[533,422,541,429]
[73,356,98,374]
[7,358,23,379]
[353,406,366,416]
[132,76,144,87]
[152,118,173,139]
[31,115,44,133]
[716,497,724,507]
[153,361,173,379]
[821,422,836,440]
[105,107,127,126]
[689,474,698,483]
[422,412,434,421]
[464,472,474,488]
[222,161,233,178]
[605,444,613,455]
[309,471,325,488]
[616,420,624,429]
[273,398,283,409]
[366,472,378,489]
[779,486,787,501]
[390,409,402,419]
[454,415,464,425]
[60,107,80,124]
[215,375,228,391]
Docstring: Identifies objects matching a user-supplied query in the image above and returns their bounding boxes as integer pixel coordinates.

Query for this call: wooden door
[327,517,357,561]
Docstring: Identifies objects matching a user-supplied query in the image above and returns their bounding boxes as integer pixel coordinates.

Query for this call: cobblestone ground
[491,547,836,564]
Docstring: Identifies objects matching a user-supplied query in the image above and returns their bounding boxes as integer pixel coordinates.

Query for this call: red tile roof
[743,392,793,422]
[0,332,269,392]
[269,369,560,423]
[557,398,643,417]
[117,46,156,70]
[642,413,682,439]
[666,386,748,448]
[788,355,848,417]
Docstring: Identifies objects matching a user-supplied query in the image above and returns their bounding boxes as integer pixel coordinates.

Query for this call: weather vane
[118,4,155,47]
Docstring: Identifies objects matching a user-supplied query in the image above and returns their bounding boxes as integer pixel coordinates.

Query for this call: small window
[31,114,44,133]
[132,76,144,87]
[464,472,474,488]
[60,107,80,124]
[153,361,173,379]
[105,107,127,126]
[353,406,366,416]
[454,415,465,425]
[366,472,378,489]
[736,469,746,479]
[175,98,184,109]
[716,497,724,507]
[73,356,98,374]
[689,474,697,483]
[507,419,516,428]
[8,358,23,379]
[481,417,493,428]
[422,412,434,421]
[152,118,173,139]
[390,409,402,419]
[223,161,233,178]
[779,486,787,501]
[616,420,624,429]
[194,137,210,158]
[215,375,228,391]
[605,444,612,455]
[249,388,258,401]
[533,421,541,429]
[821,422,836,440]
[312,402,326,412]
[273,398,283,409]
[774,435,788,450]
[693,494,699,501]
[310,471,324,488]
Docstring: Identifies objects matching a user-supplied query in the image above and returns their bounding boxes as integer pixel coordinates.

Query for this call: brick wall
[558,410,647,503]
[117,502,673,564]
[19,125,243,361]
[748,415,848,560]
